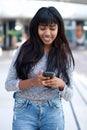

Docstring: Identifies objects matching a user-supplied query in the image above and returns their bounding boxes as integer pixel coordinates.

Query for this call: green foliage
[8,29,22,36]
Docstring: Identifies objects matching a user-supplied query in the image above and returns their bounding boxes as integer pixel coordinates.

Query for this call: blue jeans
[12,95,64,130]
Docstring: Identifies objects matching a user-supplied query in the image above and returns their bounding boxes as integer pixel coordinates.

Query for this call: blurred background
[0,0,87,130]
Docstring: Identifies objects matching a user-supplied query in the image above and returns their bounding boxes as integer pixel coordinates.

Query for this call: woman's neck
[44,45,52,53]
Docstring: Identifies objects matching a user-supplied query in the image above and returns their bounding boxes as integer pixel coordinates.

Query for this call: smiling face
[38,23,58,51]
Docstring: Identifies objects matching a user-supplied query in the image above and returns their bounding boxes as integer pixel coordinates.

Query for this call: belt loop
[47,100,53,108]
[13,92,16,99]
[28,100,31,105]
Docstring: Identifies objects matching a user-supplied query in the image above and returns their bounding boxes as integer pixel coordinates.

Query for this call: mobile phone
[43,71,54,79]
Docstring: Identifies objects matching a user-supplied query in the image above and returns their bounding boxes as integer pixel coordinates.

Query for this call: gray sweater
[5,46,74,101]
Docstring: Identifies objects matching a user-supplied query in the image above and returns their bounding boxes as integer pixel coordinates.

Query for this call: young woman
[5,6,75,130]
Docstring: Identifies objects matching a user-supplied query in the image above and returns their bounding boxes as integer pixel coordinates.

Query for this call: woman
[5,6,75,130]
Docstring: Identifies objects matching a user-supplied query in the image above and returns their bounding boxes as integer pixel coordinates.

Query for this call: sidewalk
[0,50,12,60]
[0,49,17,61]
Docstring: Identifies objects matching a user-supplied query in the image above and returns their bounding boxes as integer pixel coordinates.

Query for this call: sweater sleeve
[5,46,21,91]
[58,69,74,101]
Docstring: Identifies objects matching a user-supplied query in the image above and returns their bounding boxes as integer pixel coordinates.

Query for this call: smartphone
[43,71,54,79]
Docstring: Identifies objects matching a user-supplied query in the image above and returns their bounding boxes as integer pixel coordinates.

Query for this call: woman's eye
[40,28,45,30]
[50,28,55,30]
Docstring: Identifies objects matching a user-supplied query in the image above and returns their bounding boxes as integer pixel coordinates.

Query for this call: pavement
[0,48,87,130]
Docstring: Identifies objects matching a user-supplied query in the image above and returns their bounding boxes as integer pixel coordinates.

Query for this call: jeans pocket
[51,99,62,110]
[13,97,28,111]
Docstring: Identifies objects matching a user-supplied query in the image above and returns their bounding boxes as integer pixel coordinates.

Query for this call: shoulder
[11,44,22,63]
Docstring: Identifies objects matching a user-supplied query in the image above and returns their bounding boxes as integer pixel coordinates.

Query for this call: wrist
[59,86,64,91]
[59,81,65,91]
[30,78,35,86]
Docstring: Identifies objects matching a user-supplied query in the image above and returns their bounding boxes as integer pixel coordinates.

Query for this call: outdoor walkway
[63,72,87,130]
[0,49,87,130]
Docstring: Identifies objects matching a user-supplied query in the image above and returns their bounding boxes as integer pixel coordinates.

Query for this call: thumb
[53,73,55,78]
[38,70,43,76]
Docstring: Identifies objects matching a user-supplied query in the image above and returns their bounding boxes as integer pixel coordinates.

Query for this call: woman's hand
[42,74,65,90]
[32,71,50,86]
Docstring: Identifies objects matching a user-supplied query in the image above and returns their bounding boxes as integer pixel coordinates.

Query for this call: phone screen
[43,72,54,79]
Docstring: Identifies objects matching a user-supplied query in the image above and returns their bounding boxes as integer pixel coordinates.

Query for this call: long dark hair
[15,6,75,85]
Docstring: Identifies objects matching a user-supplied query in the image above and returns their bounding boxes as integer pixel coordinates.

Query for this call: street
[0,48,87,130]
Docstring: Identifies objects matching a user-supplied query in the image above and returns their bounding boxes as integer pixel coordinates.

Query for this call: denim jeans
[12,95,64,130]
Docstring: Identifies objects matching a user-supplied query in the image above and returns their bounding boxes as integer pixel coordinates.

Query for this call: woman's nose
[44,29,51,36]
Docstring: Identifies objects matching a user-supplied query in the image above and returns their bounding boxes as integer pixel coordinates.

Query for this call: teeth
[43,38,51,41]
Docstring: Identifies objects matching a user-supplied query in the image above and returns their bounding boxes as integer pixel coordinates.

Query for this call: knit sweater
[5,46,74,101]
